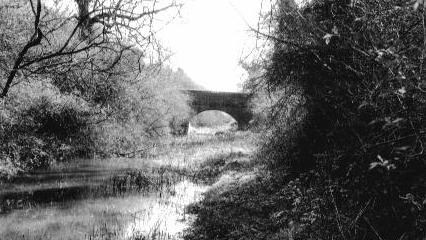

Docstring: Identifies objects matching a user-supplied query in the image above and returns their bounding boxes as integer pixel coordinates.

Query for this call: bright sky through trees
[44,0,265,92]
[159,0,263,92]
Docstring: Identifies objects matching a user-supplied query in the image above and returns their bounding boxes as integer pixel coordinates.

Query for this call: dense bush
[0,63,195,178]
[0,81,96,177]
[251,0,426,239]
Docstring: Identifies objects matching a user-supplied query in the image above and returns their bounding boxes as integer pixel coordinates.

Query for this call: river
[0,132,255,240]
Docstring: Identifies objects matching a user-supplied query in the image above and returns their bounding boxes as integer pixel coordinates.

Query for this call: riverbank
[183,150,290,240]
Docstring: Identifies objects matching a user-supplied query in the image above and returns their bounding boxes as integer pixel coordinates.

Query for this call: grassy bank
[182,140,293,240]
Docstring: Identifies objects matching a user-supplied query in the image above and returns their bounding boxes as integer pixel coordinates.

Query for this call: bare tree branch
[1,0,180,98]
[1,0,42,98]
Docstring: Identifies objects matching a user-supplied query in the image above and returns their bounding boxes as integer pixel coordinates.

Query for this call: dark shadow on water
[0,185,92,214]
[0,169,186,215]
[7,168,134,184]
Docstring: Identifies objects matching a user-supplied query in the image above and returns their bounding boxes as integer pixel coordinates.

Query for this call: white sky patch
[158,0,263,92]
[44,0,266,92]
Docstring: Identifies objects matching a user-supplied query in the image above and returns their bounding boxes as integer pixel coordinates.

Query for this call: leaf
[370,155,396,171]
[323,33,333,45]
[358,100,369,109]
[369,162,380,170]
[377,155,384,163]
[332,26,339,35]
[395,146,410,151]
[392,118,404,124]
[397,87,406,96]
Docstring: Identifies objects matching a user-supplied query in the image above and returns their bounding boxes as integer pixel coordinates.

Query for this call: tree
[0,0,181,98]
[0,0,189,175]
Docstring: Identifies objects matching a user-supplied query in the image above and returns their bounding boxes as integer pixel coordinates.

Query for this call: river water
[0,166,209,240]
[0,133,254,239]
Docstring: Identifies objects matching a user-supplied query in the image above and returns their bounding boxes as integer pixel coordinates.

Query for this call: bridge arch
[182,90,252,130]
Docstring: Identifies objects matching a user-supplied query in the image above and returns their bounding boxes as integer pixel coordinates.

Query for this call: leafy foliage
[250,0,426,238]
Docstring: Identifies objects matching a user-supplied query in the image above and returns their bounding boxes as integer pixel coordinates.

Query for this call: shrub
[253,0,426,238]
[0,81,96,177]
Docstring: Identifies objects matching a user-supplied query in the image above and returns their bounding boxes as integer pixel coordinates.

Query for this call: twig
[351,198,373,228]
[363,217,384,240]
[329,186,347,240]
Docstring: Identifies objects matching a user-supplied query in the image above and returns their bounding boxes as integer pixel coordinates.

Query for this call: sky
[158,0,263,92]
[44,0,265,92]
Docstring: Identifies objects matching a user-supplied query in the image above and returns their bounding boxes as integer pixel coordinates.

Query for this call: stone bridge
[182,90,253,129]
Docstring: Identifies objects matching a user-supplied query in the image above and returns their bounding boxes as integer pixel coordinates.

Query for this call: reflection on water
[0,175,208,240]
[124,180,208,239]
